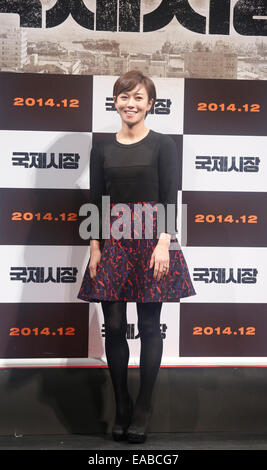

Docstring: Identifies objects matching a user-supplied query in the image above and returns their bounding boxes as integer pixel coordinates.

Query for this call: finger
[89,266,97,280]
[149,253,155,268]
[155,262,166,280]
[158,265,168,281]
[155,266,163,281]
[164,266,169,276]
[153,265,159,279]
[160,267,166,280]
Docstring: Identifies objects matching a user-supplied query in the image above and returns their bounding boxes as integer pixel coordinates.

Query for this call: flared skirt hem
[77,289,196,303]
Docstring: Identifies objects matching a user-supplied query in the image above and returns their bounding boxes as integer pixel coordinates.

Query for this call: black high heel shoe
[126,406,153,444]
[112,396,134,442]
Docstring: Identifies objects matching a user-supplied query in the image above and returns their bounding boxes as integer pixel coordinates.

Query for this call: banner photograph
[0,0,267,368]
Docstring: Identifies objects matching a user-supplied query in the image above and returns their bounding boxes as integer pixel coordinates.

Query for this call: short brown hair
[113,70,156,114]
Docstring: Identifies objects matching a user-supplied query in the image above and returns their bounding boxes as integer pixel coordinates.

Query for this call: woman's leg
[101,300,131,423]
[131,301,163,426]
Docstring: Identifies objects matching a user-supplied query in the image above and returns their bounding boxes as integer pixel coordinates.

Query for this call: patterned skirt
[77,201,196,303]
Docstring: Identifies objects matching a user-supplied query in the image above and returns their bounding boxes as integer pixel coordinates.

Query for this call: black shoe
[112,396,134,442]
[126,406,153,444]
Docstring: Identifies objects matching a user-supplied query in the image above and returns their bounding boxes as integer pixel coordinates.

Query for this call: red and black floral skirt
[77,201,196,303]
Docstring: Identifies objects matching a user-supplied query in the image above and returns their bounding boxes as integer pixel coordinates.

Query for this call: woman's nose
[127,96,135,107]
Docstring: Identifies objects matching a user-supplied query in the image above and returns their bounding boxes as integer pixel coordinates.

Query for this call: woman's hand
[149,240,170,281]
[89,246,102,280]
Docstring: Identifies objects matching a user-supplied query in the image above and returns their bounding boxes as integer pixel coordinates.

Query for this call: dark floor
[0,432,266,450]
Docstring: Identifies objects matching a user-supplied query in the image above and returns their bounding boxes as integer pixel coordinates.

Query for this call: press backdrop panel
[0,70,267,367]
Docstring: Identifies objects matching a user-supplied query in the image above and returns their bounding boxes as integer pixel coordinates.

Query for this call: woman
[77,70,196,443]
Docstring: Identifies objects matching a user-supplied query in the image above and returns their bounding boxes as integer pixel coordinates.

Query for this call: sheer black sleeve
[89,142,106,241]
[158,135,179,237]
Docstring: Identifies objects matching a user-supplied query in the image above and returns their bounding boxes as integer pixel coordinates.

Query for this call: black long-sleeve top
[89,129,179,241]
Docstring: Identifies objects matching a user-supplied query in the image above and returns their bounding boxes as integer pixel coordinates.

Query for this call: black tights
[101,300,163,426]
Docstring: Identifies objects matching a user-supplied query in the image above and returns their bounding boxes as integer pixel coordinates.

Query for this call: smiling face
[113,83,154,127]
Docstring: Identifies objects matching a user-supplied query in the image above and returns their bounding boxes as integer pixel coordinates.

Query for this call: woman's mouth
[125,110,137,116]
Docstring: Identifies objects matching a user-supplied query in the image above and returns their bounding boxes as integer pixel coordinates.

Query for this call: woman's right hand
[89,247,102,280]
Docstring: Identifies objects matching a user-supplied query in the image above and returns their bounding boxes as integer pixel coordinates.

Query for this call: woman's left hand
[149,240,170,281]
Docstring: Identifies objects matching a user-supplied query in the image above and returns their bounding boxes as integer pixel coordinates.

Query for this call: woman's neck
[116,122,150,144]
